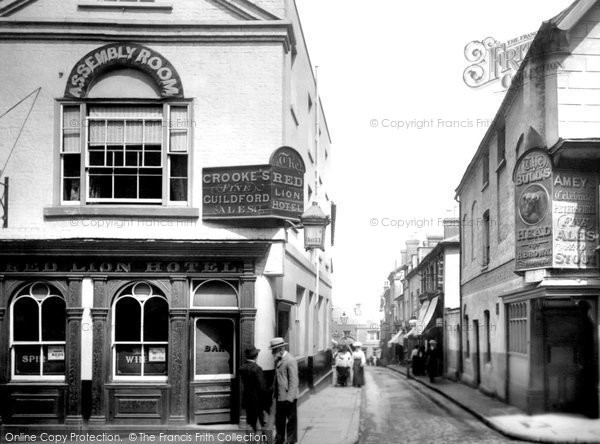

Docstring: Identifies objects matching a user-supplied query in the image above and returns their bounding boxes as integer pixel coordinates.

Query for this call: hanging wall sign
[64,42,184,99]
[514,149,553,271]
[203,146,306,221]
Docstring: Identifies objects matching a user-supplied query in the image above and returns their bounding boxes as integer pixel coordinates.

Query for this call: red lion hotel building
[0,0,334,430]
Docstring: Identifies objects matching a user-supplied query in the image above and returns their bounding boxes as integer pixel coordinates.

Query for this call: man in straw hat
[239,345,269,433]
[270,337,298,444]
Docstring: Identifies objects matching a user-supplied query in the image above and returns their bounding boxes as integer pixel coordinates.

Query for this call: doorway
[544,300,597,417]
[189,317,237,424]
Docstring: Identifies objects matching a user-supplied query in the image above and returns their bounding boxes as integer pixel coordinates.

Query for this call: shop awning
[387,330,404,345]
[421,296,439,334]
[417,300,430,325]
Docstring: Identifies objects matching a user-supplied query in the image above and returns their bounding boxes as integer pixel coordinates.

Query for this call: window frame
[57,99,192,208]
[193,317,236,381]
[111,282,169,382]
[9,283,66,382]
[190,279,239,310]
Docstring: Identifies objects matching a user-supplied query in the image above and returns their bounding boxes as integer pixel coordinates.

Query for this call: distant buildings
[380,220,459,368]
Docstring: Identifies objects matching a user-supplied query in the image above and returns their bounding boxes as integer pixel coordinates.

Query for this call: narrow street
[359,367,525,444]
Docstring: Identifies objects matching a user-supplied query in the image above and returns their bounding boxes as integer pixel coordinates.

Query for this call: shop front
[0,239,270,427]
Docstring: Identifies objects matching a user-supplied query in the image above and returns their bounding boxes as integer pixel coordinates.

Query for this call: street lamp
[340,311,348,325]
[300,201,331,251]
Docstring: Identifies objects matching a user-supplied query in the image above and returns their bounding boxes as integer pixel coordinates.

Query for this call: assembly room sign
[514,148,599,271]
[64,42,184,99]
[202,146,305,222]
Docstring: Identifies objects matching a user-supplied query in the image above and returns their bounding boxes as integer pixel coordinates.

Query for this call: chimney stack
[443,218,460,239]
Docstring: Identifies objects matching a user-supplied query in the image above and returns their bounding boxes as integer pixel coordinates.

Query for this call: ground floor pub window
[112,282,168,380]
[10,283,66,380]
[194,318,235,380]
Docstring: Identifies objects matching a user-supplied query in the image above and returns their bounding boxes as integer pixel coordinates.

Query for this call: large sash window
[60,103,189,205]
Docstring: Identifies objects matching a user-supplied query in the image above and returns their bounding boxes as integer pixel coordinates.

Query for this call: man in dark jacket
[239,345,268,433]
[425,339,441,383]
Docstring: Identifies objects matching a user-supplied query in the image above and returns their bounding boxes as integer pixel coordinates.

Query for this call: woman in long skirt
[352,342,366,387]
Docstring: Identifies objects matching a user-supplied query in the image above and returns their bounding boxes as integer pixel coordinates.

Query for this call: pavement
[297,374,361,444]
[388,364,600,443]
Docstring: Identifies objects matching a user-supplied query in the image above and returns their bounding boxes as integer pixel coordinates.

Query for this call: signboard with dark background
[203,146,305,221]
[514,149,553,271]
[514,149,599,271]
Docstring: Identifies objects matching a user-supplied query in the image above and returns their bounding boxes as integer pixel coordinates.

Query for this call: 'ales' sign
[514,149,598,271]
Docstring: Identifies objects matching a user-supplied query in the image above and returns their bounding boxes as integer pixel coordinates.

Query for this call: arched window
[192,280,238,308]
[112,282,169,380]
[10,283,66,380]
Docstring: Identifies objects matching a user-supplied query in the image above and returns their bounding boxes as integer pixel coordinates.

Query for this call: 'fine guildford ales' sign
[203,147,305,222]
[514,148,599,271]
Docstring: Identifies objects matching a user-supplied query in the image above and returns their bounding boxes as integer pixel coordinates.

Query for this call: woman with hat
[239,345,269,433]
[351,342,366,388]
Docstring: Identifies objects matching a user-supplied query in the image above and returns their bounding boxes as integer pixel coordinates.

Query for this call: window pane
[89,121,106,145]
[89,174,113,199]
[170,179,187,201]
[125,121,143,144]
[63,133,80,153]
[143,297,168,342]
[114,173,137,199]
[125,147,141,167]
[139,175,162,199]
[195,319,234,376]
[14,345,41,375]
[115,345,142,376]
[64,154,80,177]
[42,297,66,341]
[63,178,81,201]
[144,345,167,375]
[107,121,125,144]
[13,297,39,341]
[145,121,162,144]
[170,106,187,130]
[115,297,141,341]
[43,345,65,375]
[193,281,237,307]
[63,106,80,130]
[170,155,187,177]
[144,151,161,167]
[169,132,187,153]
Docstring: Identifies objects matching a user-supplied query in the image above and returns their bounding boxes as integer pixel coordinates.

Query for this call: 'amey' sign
[64,43,184,99]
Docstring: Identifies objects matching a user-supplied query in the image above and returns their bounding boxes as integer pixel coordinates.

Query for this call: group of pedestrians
[238,337,299,444]
[410,339,441,382]
[333,341,366,388]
